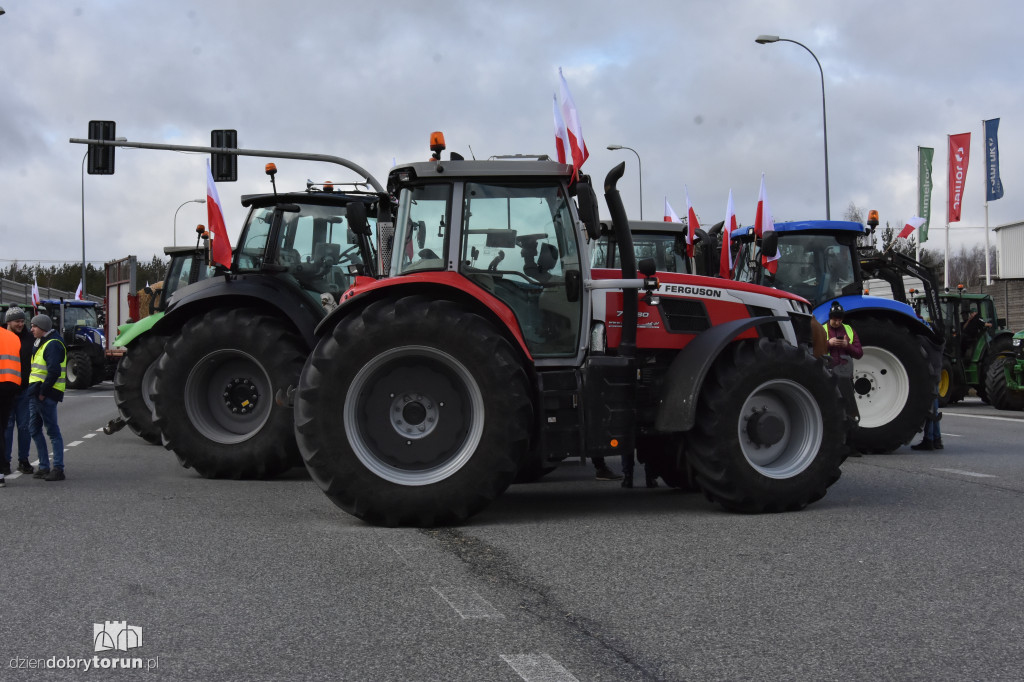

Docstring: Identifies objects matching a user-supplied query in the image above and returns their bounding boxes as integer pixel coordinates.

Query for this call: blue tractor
[735,215,944,453]
[38,299,109,389]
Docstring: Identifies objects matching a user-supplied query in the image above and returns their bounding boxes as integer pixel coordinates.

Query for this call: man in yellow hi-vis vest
[28,314,66,481]
[0,324,23,488]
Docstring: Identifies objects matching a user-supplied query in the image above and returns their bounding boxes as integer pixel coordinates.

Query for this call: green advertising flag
[918,147,934,243]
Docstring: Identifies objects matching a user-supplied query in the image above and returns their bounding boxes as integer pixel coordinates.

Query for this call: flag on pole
[557,68,589,180]
[984,118,1004,201]
[75,280,84,301]
[206,160,233,268]
[719,190,737,279]
[947,133,971,223]
[899,216,926,239]
[32,276,41,308]
[553,94,570,164]
[917,147,934,243]
[684,186,699,259]
[664,197,680,223]
[753,174,779,275]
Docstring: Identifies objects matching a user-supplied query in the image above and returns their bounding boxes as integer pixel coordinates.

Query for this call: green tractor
[934,288,1019,408]
[986,329,1024,411]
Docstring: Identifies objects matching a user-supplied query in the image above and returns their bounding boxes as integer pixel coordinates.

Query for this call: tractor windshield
[62,306,99,327]
[392,184,451,275]
[738,233,858,308]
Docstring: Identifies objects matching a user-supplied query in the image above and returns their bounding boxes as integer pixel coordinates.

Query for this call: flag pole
[983,119,991,286]
[944,135,950,290]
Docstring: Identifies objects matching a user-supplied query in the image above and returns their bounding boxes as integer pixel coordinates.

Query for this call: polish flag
[754,174,779,274]
[899,215,926,239]
[75,280,84,301]
[32,277,41,308]
[719,190,737,279]
[206,160,233,269]
[684,186,699,259]
[557,68,589,180]
[553,94,570,165]
[664,197,681,223]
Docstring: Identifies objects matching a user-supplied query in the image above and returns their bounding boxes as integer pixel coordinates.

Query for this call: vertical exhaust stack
[603,161,638,358]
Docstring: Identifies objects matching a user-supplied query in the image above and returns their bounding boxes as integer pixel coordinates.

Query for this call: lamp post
[174,198,206,246]
[81,136,126,299]
[755,34,831,220]
[607,144,643,219]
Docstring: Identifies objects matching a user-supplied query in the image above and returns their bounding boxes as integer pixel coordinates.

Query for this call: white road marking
[500,654,579,682]
[934,468,996,478]
[83,433,97,438]
[943,412,1024,423]
[432,586,504,619]
[67,441,83,447]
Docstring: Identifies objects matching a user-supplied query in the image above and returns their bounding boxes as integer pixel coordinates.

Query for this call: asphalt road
[2,383,1022,681]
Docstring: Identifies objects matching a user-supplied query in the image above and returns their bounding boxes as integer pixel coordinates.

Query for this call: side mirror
[762,231,779,259]
[347,201,370,235]
[575,176,602,240]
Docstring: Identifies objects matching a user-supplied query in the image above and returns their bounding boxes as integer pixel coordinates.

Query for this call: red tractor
[294,135,849,526]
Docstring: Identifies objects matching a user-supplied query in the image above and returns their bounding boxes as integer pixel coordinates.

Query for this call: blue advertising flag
[984,118,1004,201]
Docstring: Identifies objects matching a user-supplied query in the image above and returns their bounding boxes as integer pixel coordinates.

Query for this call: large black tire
[985,356,1024,411]
[636,435,695,490]
[65,350,93,390]
[152,309,307,479]
[113,333,167,445]
[294,296,533,527]
[938,356,965,407]
[848,318,935,454]
[687,338,847,513]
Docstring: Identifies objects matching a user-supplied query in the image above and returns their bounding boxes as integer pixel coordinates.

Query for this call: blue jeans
[924,398,941,441]
[5,389,32,463]
[28,391,64,470]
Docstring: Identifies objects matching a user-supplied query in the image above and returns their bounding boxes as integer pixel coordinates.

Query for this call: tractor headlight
[1013,338,1022,347]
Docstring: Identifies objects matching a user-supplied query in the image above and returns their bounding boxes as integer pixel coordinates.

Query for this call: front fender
[115,313,162,347]
[654,316,788,432]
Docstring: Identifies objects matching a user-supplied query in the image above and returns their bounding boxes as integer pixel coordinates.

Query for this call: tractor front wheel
[985,356,1024,411]
[295,296,532,527]
[65,350,93,390]
[113,333,167,445]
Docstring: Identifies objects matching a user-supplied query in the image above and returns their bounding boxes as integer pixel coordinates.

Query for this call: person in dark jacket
[3,306,35,476]
[28,314,66,481]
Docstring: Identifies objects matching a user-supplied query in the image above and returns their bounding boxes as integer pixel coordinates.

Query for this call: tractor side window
[277,203,376,297]
[237,207,273,271]
[393,185,451,275]
[460,182,581,358]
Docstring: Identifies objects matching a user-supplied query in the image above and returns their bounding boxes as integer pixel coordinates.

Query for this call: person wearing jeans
[27,314,66,481]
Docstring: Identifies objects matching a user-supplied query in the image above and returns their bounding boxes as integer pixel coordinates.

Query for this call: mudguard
[115,313,162,347]
[654,316,788,432]
[155,274,325,349]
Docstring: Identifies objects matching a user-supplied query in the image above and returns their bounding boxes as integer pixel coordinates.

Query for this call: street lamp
[81,136,126,299]
[174,198,206,246]
[607,144,643,219]
[755,34,831,220]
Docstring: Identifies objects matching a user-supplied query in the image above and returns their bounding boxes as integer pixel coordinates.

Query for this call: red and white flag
[75,280,84,301]
[553,94,570,164]
[32,277,41,308]
[664,197,680,223]
[557,68,589,180]
[719,190,737,279]
[684,185,699,259]
[899,215,926,239]
[947,132,971,224]
[754,173,779,275]
[206,160,233,269]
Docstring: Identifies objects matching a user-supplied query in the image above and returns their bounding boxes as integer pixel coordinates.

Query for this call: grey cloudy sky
[1,0,1020,278]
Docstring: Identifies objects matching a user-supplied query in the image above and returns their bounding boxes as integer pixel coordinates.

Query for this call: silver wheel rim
[344,345,484,486]
[183,349,273,444]
[142,357,159,416]
[853,346,909,429]
[738,379,822,479]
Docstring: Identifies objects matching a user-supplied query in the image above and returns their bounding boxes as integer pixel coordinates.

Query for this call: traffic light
[211,129,238,182]
[87,120,116,175]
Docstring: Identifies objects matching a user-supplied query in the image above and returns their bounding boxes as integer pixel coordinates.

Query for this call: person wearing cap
[3,306,36,476]
[823,302,863,434]
[27,314,66,481]
[0,323,24,488]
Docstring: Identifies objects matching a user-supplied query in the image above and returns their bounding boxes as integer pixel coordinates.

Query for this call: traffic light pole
[69,138,386,193]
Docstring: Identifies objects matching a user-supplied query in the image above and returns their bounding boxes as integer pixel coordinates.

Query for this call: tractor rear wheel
[65,350,93,390]
[848,318,935,453]
[113,333,167,445]
[687,338,846,513]
[295,296,532,527]
[153,309,306,479]
[985,356,1024,411]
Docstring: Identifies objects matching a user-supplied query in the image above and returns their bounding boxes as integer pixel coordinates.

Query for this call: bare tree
[947,244,997,288]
